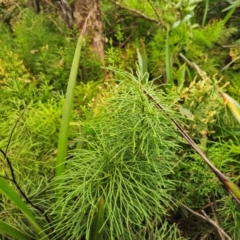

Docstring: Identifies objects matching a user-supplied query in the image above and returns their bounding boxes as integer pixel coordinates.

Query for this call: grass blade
[222,0,240,25]
[220,92,240,124]
[0,178,49,239]
[165,30,172,88]
[55,31,83,186]
[89,197,105,240]
[55,12,92,200]
[202,0,209,26]
[137,41,148,83]
[0,220,30,240]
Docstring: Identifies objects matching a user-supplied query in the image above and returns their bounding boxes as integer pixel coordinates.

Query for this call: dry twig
[110,0,160,25]
[146,0,167,29]
[181,203,232,240]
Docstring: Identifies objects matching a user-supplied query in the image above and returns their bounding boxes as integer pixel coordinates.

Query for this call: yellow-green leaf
[220,92,240,124]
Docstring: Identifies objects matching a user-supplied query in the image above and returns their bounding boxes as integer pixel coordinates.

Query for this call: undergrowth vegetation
[0,0,240,239]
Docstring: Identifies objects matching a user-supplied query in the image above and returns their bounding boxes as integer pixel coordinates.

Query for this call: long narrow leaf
[137,42,148,83]
[89,197,105,240]
[55,12,92,200]
[0,178,49,239]
[220,92,240,124]
[55,30,83,185]
[165,30,172,88]
[222,0,240,25]
[222,0,240,12]
[0,220,30,240]
[202,0,209,26]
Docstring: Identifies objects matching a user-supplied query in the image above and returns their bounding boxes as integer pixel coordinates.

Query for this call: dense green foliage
[0,0,240,239]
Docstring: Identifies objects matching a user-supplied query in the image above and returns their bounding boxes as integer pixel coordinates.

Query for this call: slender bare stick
[181,203,232,240]
[110,0,159,24]
[210,202,225,240]
[146,0,167,29]
[142,86,240,202]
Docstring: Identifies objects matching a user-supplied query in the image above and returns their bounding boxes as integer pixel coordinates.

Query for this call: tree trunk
[74,0,104,62]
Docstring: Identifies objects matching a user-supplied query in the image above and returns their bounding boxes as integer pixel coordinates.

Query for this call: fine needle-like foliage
[50,69,182,240]
[1,0,240,239]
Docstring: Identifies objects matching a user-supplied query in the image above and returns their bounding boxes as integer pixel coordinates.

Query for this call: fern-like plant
[50,70,183,240]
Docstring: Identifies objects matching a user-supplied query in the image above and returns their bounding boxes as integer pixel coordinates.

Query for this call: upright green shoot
[202,0,209,26]
[55,12,91,201]
[165,30,172,89]
[137,42,148,83]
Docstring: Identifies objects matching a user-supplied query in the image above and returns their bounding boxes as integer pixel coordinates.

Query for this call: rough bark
[26,0,104,61]
[74,0,104,62]
[55,0,74,29]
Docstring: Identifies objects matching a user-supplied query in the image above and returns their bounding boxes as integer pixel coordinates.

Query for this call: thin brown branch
[181,203,232,240]
[6,109,26,153]
[175,54,240,204]
[110,0,160,25]
[130,76,240,205]
[146,0,167,29]
[210,199,225,240]
[0,109,53,229]
[80,10,93,37]
[0,149,51,224]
